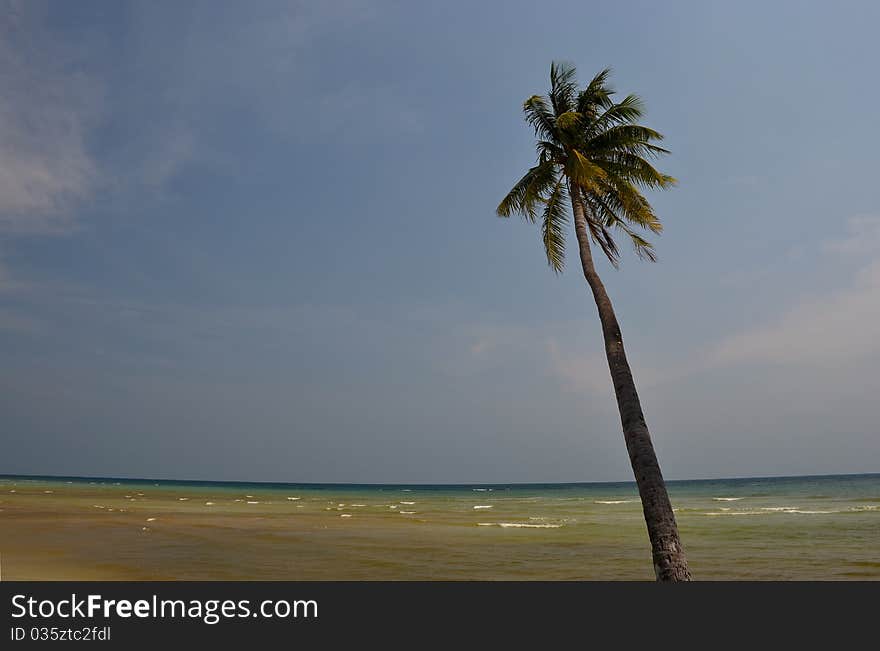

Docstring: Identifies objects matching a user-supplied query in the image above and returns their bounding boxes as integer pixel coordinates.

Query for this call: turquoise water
[1,473,878,580]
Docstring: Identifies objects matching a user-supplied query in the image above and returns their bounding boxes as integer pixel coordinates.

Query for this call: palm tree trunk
[569,185,691,582]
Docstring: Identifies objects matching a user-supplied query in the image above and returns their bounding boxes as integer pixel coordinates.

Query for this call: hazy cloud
[711,216,880,368]
[0,2,101,234]
[0,307,44,334]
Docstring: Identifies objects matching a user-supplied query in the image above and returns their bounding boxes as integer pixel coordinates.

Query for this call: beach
[1,474,878,580]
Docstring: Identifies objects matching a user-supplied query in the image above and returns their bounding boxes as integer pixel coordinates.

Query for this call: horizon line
[1,470,877,488]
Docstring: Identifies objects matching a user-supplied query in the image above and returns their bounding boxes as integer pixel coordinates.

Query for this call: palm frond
[523,95,557,141]
[541,178,568,272]
[565,148,606,192]
[594,177,663,234]
[577,67,614,115]
[586,94,645,136]
[535,139,565,161]
[497,160,557,222]
[587,124,667,155]
[622,228,657,262]
[593,152,676,190]
[587,190,657,262]
[581,191,622,266]
[549,61,578,115]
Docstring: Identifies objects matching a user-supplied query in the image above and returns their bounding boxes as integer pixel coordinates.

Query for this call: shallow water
[1,474,877,580]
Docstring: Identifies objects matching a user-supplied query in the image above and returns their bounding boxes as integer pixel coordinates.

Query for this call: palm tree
[497,62,691,581]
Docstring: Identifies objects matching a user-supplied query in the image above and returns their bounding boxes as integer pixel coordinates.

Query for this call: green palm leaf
[541,178,568,273]
[496,160,557,222]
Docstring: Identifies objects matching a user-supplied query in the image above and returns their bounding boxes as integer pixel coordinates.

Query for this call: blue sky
[2,0,879,482]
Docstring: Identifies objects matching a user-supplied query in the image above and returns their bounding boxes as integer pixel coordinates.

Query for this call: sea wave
[785,509,836,514]
[477,522,562,528]
[473,505,493,509]
[712,497,744,501]
[594,500,635,505]
[705,507,845,516]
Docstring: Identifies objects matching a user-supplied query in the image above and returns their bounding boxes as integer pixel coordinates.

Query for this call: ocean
[1,473,877,580]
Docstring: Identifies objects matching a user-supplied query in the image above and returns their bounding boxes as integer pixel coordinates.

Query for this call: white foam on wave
[707,507,841,516]
[287,497,301,501]
[472,488,493,492]
[340,514,352,518]
[754,506,849,515]
[178,498,189,501]
[247,501,260,504]
[400,501,416,505]
[713,497,743,501]
[146,517,156,522]
[477,522,562,529]
[785,509,836,514]
[594,500,635,505]
[205,502,214,506]
[399,511,416,514]
[473,505,493,509]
